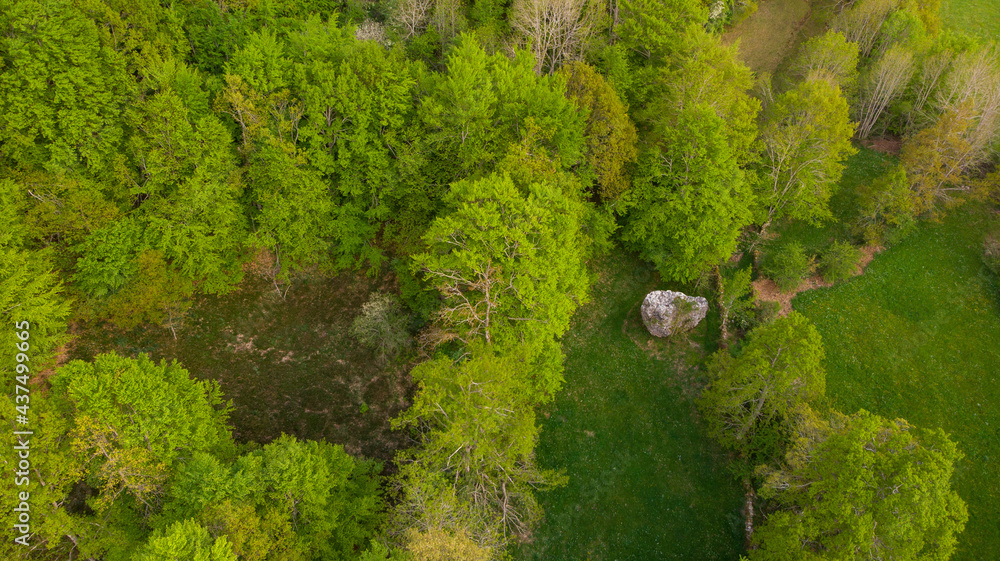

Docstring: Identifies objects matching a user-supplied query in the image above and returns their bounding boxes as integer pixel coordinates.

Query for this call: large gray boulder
[641,290,708,337]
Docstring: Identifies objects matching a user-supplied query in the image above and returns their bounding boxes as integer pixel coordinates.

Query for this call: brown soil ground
[863,136,903,156]
[753,245,882,316]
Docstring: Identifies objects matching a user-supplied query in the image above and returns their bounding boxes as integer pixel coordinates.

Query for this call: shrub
[350,292,412,362]
[820,240,863,284]
[853,164,915,246]
[755,300,782,326]
[761,243,812,292]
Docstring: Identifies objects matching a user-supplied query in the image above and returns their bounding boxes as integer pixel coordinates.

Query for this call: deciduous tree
[616,0,706,60]
[0,0,133,175]
[752,407,968,561]
[412,173,590,396]
[623,106,753,282]
[789,31,860,93]
[699,312,825,459]
[901,101,977,215]
[855,44,915,139]
[133,519,237,561]
[559,61,638,200]
[756,75,857,228]
[832,0,900,57]
[510,0,602,74]
[160,436,384,561]
[393,347,566,545]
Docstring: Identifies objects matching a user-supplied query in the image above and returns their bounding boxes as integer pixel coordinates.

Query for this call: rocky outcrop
[641,290,708,337]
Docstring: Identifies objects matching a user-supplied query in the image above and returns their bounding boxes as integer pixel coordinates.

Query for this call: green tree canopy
[757,75,857,228]
[412,172,590,397]
[623,106,753,282]
[393,346,566,546]
[160,435,383,561]
[617,0,707,60]
[132,519,237,561]
[699,312,826,460]
[559,61,639,201]
[752,407,968,561]
[51,354,235,513]
[0,0,133,175]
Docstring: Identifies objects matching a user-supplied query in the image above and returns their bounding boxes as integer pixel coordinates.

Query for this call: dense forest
[1,0,998,559]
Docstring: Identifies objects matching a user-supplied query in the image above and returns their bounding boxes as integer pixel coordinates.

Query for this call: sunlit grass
[941,0,1000,41]
[517,253,744,560]
[793,204,1000,561]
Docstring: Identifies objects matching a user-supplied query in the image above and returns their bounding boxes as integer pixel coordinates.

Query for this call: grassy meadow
[517,254,745,561]
[942,0,1000,41]
[792,203,1000,560]
[723,0,814,75]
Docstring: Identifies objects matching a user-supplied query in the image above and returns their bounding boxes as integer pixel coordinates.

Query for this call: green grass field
[723,0,813,75]
[793,204,1000,561]
[942,0,1000,41]
[517,254,745,560]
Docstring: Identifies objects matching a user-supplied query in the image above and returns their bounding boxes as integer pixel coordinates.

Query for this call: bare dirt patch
[753,245,884,316]
[863,136,903,156]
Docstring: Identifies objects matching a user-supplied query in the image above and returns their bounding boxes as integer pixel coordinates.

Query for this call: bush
[755,300,782,326]
[350,291,412,362]
[761,243,812,292]
[853,164,916,246]
[820,240,863,284]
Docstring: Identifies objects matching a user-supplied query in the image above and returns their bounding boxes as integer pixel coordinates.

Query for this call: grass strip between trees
[518,253,744,561]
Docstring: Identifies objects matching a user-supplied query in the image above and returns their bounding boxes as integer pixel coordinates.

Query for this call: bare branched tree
[832,0,900,57]
[855,44,914,139]
[431,0,467,42]
[510,0,602,74]
[392,0,433,39]
[932,46,1000,169]
[907,49,954,130]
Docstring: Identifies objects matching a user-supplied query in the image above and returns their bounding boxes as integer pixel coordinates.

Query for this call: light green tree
[159,435,384,561]
[0,0,133,175]
[717,266,755,343]
[52,354,234,514]
[246,136,334,292]
[393,346,567,546]
[752,407,968,561]
[789,31,860,92]
[616,0,706,60]
[412,173,590,397]
[622,106,753,282]
[133,519,237,561]
[5,353,238,559]
[418,35,585,181]
[757,75,857,229]
[126,86,246,294]
[699,312,826,460]
[290,22,418,272]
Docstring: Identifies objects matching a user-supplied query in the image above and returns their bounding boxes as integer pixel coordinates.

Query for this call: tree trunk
[715,266,729,348]
[744,478,757,548]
